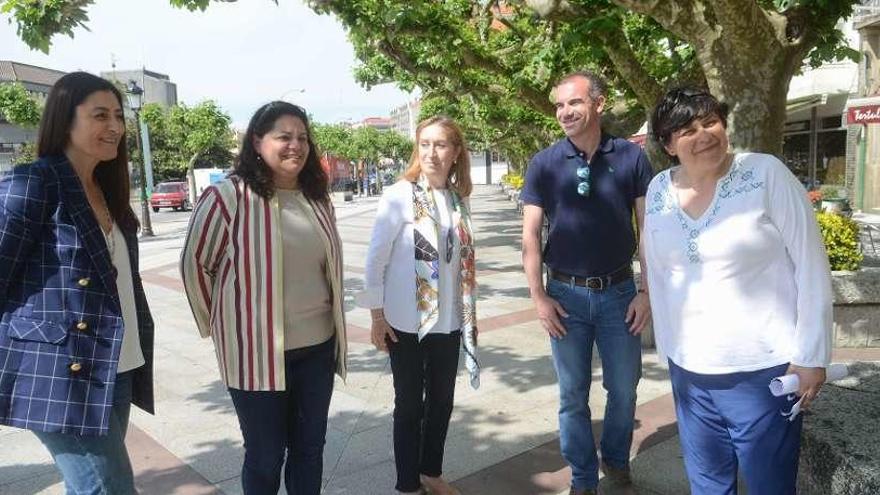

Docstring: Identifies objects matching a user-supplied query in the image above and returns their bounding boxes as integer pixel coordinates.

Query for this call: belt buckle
[585,277,604,290]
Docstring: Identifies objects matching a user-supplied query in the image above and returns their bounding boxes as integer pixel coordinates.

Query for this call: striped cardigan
[180,178,347,390]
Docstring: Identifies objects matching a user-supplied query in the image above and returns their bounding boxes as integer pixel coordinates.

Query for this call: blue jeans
[33,371,136,495]
[546,278,642,491]
[228,337,336,495]
[669,360,802,495]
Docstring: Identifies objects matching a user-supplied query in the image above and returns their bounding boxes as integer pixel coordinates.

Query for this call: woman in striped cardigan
[181,101,346,495]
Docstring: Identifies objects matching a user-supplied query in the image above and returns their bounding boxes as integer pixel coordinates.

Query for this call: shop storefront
[846,97,880,212]
[782,92,849,190]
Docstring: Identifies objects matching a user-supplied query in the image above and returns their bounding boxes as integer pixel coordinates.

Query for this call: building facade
[352,116,393,131]
[100,68,178,108]
[782,19,857,194]
[389,99,421,139]
[847,1,880,212]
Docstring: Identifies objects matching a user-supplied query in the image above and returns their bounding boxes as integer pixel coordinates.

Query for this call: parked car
[150,181,190,212]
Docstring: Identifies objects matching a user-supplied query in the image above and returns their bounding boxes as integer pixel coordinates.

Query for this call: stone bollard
[798,361,880,495]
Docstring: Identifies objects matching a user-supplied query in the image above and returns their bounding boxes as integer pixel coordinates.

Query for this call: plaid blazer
[0,156,154,436]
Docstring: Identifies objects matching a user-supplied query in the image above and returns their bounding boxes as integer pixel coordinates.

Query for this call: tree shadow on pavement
[186,379,235,415]
[340,342,557,394]
[0,464,59,495]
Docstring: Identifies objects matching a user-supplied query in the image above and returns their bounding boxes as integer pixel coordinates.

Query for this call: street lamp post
[125,80,154,237]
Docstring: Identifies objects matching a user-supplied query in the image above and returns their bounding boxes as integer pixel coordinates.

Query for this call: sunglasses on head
[665,87,711,110]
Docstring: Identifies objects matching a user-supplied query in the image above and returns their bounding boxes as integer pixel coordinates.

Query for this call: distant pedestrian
[521,70,654,495]
[358,116,479,495]
[0,71,155,494]
[181,101,347,495]
[644,86,833,494]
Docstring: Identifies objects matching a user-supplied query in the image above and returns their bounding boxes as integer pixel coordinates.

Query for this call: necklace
[92,188,115,254]
[102,211,115,255]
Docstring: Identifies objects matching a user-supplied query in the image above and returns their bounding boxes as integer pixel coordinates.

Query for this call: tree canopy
[308,0,859,168]
[0,82,42,165]
[128,101,235,183]
[0,82,41,127]
[313,122,412,166]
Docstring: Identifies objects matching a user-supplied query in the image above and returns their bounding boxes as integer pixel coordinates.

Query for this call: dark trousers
[388,329,461,492]
[228,337,336,495]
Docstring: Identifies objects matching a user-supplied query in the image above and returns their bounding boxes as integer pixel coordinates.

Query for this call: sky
[0,0,417,128]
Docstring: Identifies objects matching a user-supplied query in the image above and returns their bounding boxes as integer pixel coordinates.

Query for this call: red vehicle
[150,181,191,212]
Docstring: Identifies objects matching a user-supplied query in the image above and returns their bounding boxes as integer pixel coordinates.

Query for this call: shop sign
[848,104,880,125]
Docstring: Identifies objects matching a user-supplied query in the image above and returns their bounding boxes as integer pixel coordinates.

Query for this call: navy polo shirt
[521,134,654,277]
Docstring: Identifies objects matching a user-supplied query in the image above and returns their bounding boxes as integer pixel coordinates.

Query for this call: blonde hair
[403,116,472,197]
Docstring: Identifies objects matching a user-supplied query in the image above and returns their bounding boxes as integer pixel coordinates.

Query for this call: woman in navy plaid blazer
[0,72,154,494]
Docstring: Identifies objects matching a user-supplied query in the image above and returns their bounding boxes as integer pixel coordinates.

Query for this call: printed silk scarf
[412,176,480,389]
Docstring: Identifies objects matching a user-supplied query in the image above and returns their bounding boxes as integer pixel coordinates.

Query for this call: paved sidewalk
[2,185,878,495]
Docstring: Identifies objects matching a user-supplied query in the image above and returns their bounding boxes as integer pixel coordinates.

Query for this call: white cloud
[0,0,417,127]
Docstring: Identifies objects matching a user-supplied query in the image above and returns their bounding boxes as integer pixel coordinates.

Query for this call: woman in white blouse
[358,116,479,495]
[643,87,832,495]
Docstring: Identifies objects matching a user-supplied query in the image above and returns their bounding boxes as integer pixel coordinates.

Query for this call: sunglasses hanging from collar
[575,154,591,198]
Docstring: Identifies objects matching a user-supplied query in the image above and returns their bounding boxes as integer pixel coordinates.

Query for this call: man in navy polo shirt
[521,70,653,495]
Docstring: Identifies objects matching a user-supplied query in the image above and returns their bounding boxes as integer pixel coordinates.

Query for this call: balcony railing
[856,0,880,23]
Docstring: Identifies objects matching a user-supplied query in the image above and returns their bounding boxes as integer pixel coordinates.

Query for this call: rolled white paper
[769,363,849,397]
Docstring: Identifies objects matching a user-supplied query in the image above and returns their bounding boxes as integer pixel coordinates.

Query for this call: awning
[786,94,827,114]
[846,96,880,109]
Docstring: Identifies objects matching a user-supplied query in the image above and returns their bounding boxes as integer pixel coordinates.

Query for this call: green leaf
[0,82,42,127]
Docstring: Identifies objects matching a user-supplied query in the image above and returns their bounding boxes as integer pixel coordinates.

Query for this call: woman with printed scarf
[358,116,479,495]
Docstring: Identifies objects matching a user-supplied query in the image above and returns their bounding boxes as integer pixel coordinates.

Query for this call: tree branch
[609,0,721,47]
[375,37,553,116]
[596,25,663,109]
[707,0,780,53]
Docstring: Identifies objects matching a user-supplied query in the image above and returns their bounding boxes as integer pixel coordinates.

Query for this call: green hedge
[816,212,863,271]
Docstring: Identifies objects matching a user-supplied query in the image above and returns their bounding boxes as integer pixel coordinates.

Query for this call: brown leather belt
[549,265,633,290]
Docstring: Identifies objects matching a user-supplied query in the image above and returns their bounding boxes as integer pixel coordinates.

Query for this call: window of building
[816,131,847,186]
[783,134,811,185]
[783,110,846,189]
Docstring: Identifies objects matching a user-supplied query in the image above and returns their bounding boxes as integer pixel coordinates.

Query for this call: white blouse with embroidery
[644,152,832,374]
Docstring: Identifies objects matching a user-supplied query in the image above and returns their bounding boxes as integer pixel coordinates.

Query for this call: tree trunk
[699,46,793,157]
[187,153,199,206]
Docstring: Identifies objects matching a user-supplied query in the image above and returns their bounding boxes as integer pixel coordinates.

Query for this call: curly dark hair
[233,101,328,200]
[650,86,729,164]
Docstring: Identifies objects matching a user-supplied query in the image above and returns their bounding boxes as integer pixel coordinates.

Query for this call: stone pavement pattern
[2,185,877,495]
